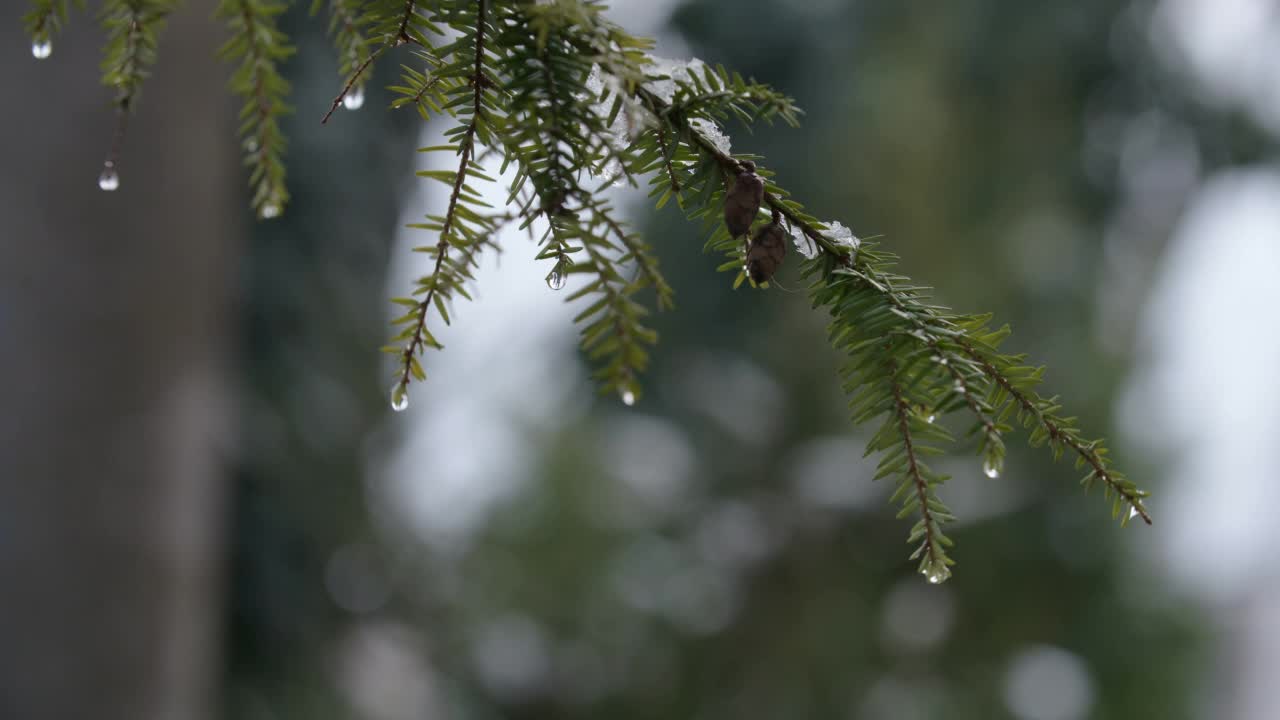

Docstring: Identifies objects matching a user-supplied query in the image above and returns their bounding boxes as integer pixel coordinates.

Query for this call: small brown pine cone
[747,219,787,284]
[724,160,764,239]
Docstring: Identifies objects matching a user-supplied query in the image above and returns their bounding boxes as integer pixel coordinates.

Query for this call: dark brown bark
[0,3,237,718]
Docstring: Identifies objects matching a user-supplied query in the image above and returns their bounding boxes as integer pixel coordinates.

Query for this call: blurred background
[3,0,1279,718]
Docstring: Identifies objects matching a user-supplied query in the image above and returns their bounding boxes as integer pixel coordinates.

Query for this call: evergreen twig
[391,0,489,403]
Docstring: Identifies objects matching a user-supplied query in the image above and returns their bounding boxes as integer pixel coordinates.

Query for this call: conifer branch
[216,0,294,217]
[957,340,1152,524]
[100,0,172,112]
[889,364,953,583]
[934,342,1005,460]
[391,0,489,403]
[394,0,417,42]
[573,191,673,309]
[655,126,681,194]
[483,4,666,401]
[311,0,371,122]
[320,44,387,124]
[96,0,172,179]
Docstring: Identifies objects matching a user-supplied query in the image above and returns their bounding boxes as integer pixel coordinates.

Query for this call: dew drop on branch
[923,565,951,584]
[260,203,280,220]
[983,458,1001,478]
[619,388,636,406]
[390,383,409,412]
[343,85,365,110]
[97,163,120,192]
[545,267,566,291]
[1128,506,1140,520]
[927,413,937,424]
[32,40,51,60]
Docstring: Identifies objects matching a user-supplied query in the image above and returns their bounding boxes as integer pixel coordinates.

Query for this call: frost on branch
[690,117,731,154]
[583,64,647,183]
[823,220,858,251]
[642,55,707,103]
[789,223,819,259]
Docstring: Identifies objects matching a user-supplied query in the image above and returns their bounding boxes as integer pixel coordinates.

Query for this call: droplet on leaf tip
[32,40,51,59]
[343,85,365,110]
[927,413,936,424]
[260,203,280,220]
[983,458,1001,479]
[620,388,636,406]
[922,566,950,584]
[390,383,409,412]
[97,164,119,192]
[546,267,565,291]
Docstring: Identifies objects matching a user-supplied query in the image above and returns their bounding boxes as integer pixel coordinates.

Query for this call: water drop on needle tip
[546,268,565,291]
[922,566,949,584]
[97,165,119,192]
[620,389,635,406]
[343,86,365,110]
[32,40,51,59]
[390,383,409,412]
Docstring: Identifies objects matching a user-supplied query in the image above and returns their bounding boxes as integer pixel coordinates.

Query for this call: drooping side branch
[98,0,174,180]
[390,0,490,408]
[216,0,294,217]
[889,365,954,583]
[957,339,1152,524]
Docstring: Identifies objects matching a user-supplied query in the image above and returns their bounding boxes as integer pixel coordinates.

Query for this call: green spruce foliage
[25,0,1151,582]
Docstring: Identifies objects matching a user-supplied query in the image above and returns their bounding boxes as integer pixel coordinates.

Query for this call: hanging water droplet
[619,388,636,406]
[260,203,280,219]
[545,267,566,291]
[922,566,950,584]
[983,458,1001,478]
[390,383,409,412]
[245,137,259,153]
[1127,506,1139,520]
[927,413,937,424]
[32,40,52,60]
[343,85,365,110]
[97,163,120,192]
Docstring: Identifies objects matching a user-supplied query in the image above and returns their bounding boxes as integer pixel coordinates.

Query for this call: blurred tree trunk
[0,3,237,719]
